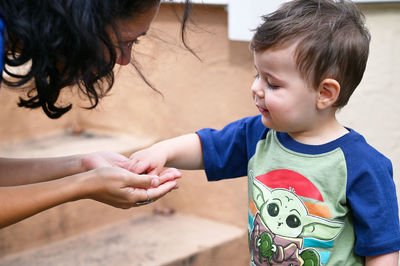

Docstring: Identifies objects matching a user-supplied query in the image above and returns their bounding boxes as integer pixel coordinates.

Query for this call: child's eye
[267,81,278,90]
[254,73,260,79]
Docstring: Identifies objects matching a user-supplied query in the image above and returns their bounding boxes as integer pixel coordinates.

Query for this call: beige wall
[338,4,400,188]
[0,2,400,258]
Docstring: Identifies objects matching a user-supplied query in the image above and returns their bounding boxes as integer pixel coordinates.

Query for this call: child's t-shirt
[197,115,400,265]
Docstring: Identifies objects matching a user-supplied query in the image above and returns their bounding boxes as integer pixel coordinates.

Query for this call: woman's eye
[125,39,140,48]
[254,73,260,79]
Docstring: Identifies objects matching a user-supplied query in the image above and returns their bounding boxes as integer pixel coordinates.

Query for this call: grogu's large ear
[300,215,344,241]
[253,180,271,210]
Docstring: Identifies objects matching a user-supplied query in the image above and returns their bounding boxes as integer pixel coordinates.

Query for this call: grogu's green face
[259,189,307,237]
[253,179,344,240]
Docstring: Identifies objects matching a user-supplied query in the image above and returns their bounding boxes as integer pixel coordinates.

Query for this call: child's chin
[261,117,272,128]
[261,117,282,132]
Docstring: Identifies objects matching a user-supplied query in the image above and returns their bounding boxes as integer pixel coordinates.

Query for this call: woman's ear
[316,78,341,110]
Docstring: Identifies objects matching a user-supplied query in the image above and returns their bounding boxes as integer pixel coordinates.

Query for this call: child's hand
[123,133,203,175]
[158,168,182,186]
[123,146,168,175]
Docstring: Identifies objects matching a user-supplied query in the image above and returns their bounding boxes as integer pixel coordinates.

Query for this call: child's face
[252,45,320,134]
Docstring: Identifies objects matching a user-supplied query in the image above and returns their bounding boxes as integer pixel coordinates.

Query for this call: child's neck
[288,117,348,145]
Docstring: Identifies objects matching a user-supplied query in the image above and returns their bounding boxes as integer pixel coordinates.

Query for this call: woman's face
[112,4,160,65]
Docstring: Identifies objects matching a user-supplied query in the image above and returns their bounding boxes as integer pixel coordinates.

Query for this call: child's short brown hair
[251,0,371,108]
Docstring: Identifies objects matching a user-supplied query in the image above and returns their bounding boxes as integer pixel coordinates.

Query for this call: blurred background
[0,1,399,265]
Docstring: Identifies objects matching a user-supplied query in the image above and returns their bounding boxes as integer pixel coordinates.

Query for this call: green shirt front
[248,130,363,265]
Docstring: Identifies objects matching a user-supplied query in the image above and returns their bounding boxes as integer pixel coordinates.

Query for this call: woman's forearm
[0,156,85,186]
[0,173,83,228]
[0,166,179,228]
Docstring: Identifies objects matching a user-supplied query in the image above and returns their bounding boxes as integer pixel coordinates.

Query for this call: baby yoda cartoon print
[250,179,344,266]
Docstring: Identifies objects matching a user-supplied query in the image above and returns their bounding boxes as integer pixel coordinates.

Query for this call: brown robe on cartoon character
[250,213,305,266]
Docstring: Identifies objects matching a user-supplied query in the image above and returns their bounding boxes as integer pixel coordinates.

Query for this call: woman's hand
[80,151,181,207]
[80,151,130,170]
[78,166,179,209]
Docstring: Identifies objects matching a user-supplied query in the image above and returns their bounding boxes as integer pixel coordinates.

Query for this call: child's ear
[316,78,341,110]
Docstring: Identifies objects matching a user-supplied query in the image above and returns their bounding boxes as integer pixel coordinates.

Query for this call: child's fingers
[124,159,152,174]
[159,168,182,183]
[148,168,161,176]
[132,161,150,174]
[119,159,138,172]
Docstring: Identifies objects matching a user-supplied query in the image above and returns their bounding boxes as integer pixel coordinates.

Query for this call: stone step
[0,130,155,158]
[0,214,248,266]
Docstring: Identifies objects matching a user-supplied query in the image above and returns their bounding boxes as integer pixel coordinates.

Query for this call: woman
[0,0,191,228]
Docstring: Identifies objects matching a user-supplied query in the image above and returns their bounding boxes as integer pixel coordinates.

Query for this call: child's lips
[256,105,269,115]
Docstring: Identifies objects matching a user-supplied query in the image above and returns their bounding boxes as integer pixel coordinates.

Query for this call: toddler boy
[127,0,400,264]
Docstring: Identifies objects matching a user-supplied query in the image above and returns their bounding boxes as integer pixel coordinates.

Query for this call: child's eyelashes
[254,72,279,89]
[267,82,279,90]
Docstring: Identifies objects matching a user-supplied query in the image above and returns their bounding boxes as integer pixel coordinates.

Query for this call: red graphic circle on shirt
[255,169,324,202]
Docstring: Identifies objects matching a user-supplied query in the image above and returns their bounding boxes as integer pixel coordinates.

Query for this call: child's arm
[366,252,399,266]
[126,133,203,175]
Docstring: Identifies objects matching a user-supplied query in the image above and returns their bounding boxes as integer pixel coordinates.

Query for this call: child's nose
[251,80,265,98]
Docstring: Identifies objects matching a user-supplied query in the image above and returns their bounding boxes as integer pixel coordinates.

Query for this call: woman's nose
[116,48,132,66]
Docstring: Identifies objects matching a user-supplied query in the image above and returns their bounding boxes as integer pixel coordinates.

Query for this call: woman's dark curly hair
[0,0,192,118]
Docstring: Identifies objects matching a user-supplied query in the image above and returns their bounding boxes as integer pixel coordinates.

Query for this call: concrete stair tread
[0,213,246,266]
[0,130,155,158]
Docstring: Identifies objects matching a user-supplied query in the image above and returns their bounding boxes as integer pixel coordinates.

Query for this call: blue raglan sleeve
[344,136,400,256]
[196,115,266,181]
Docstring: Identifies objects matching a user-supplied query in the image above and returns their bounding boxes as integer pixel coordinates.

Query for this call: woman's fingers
[123,171,160,189]
[132,180,178,207]
[89,167,179,209]
[147,180,179,201]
